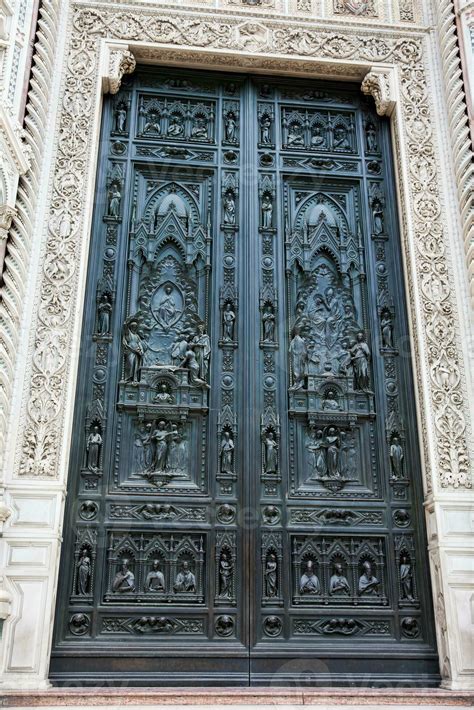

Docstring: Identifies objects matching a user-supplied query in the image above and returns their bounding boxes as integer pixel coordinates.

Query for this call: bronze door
[51,68,439,686]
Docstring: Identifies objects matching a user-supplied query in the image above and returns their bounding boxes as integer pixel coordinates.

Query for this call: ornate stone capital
[361,67,397,117]
[0,205,17,242]
[101,44,136,95]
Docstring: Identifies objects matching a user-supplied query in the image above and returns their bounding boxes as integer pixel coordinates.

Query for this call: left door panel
[50,68,249,686]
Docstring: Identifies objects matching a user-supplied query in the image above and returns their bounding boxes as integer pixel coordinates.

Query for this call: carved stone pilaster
[361,67,397,117]
[101,45,136,95]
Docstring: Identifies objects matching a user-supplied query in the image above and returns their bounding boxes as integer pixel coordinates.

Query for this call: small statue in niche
[322,389,339,411]
[350,332,371,391]
[390,436,405,480]
[218,552,234,598]
[76,548,91,595]
[123,319,146,382]
[261,193,273,229]
[154,383,173,404]
[400,555,415,602]
[144,109,161,134]
[174,561,196,592]
[289,326,307,390]
[145,559,165,592]
[288,123,304,146]
[264,553,278,598]
[358,561,380,596]
[329,563,351,596]
[311,125,326,147]
[192,117,208,139]
[299,559,321,595]
[326,427,341,479]
[223,190,236,225]
[262,305,275,342]
[222,303,236,341]
[366,121,377,151]
[114,102,127,132]
[193,324,211,381]
[225,112,237,142]
[260,114,272,144]
[180,345,208,387]
[220,431,235,473]
[333,126,350,149]
[372,198,385,234]
[86,425,102,471]
[381,308,394,349]
[112,559,136,593]
[97,293,112,335]
[168,114,184,137]
[107,184,121,218]
[263,431,278,474]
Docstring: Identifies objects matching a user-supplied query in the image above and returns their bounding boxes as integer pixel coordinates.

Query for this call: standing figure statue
[225,112,237,142]
[366,122,377,151]
[218,552,234,599]
[108,185,121,217]
[97,294,112,335]
[86,426,102,471]
[264,553,278,598]
[261,194,273,229]
[115,103,127,132]
[372,199,385,235]
[157,285,177,329]
[299,560,321,595]
[223,191,236,225]
[193,324,211,381]
[152,420,171,472]
[400,555,415,601]
[325,427,341,479]
[263,432,278,474]
[390,436,404,480]
[260,114,271,144]
[220,431,234,473]
[76,549,91,595]
[289,327,307,390]
[222,303,236,341]
[262,306,275,342]
[350,332,370,391]
[123,319,146,382]
[381,309,394,349]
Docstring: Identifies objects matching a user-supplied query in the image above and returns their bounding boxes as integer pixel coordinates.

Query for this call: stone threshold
[2,688,473,707]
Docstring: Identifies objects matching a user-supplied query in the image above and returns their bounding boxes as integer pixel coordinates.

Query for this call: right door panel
[249,77,439,685]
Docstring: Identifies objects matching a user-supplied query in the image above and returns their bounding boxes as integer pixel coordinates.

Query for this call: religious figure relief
[107,183,121,218]
[122,318,146,382]
[334,0,376,16]
[76,549,91,595]
[192,324,211,381]
[97,292,112,335]
[153,382,173,404]
[173,561,196,592]
[262,305,276,342]
[145,560,165,592]
[299,560,321,595]
[400,555,415,602]
[358,561,380,596]
[112,559,136,593]
[306,425,355,491]
[329,563,351,596]
[223,190,236,225]
[144,109,161,134]
[322,388,340,411]
[261,193,273,229]
[372,198,385,235]
[311,125,326,148]
[220,431,235,473]
[333,126,350,150]
[191,117,208,140]
[263,432,278,474]
[289,327,308,390]
[136,419,188,481]
[264,553,278,598]
[180,344,208,388]
[155,284,180,331]
[86,426,102,471]
[390,435,404,480]
[218,552,234,599]
[380,308,394,349]
[168,114,184,137]
[224,111,238,142]
[365,121,378,152]
[114,102,128,133]
[222,303,236,342]
[288,123,304,146]
[350,332,371,390]
[260,114,272,144]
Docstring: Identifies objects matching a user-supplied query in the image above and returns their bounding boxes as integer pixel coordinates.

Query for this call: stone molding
[0,0,473,692]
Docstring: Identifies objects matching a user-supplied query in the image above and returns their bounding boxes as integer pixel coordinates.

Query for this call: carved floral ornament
[16,6,471,491]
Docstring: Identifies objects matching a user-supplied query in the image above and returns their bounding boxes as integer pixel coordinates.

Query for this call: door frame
[2,6,472,689]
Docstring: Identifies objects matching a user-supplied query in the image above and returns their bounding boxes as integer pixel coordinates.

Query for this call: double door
[51,68,439,686]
